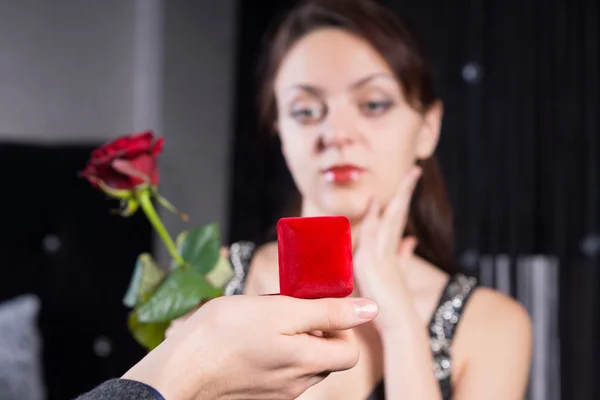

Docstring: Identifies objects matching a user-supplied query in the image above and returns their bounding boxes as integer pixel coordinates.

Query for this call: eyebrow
[285,72,394,95]
[350,73,395,89]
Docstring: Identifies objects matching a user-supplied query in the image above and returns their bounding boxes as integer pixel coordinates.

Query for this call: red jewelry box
[277,216,354,299]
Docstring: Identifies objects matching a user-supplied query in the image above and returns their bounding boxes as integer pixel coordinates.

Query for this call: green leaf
[123,253,166,308]
[135,267,222,323]
[178,223,221,274]
[175,231,188,248]
[128,311,169,351]
[206,253,234,289]
[170,231,188,269]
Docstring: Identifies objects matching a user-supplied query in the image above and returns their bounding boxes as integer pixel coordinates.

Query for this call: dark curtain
[227,0,600,399]
[0,143,150,400]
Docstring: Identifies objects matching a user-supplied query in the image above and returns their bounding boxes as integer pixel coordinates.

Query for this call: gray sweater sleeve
[74,379,164,400]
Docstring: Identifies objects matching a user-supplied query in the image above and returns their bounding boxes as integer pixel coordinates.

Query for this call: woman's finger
[378,166,421,254]
[397,236,418,271]
[358,198,381,257]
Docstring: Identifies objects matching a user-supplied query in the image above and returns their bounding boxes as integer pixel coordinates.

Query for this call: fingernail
[353,299,379,319]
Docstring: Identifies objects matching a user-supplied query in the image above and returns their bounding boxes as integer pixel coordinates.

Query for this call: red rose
[80,131,164,192]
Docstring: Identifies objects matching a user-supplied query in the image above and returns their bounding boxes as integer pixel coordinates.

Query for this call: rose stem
[137,189,187,268]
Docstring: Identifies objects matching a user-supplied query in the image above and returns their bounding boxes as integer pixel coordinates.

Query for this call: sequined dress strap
[223,241,256,296]
[428,273,478,399]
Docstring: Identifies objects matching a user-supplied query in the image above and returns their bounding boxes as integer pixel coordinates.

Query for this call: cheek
[279,127,316,185]
[373,130,417,165]
[368,120,420,195]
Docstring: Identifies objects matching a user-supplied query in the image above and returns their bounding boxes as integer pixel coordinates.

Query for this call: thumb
[284,298,379,334]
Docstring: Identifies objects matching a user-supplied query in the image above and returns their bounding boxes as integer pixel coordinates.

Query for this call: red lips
[322,165,364,184]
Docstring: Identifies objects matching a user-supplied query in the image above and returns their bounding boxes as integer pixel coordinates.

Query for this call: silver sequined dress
[224,241,478,400]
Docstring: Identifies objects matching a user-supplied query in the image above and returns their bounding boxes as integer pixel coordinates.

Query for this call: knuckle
[322,301,344,329]
[201,297,232,326]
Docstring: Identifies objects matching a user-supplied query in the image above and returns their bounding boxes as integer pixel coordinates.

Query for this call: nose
[320,106,357,149]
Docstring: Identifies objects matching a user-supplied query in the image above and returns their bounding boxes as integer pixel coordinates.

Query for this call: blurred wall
[0,0,237,261]
[0,0,137,140]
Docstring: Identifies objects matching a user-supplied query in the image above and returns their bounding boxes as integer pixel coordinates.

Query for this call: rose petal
[91,131,156,165]
[130,131,154,143]
[128,153,157,180]
[112,137,130,150]
[151,167,159,186]
[91,147,107,162]
[79,164,101,187]
[112,156,154,187]
[80,164,97,176]
[121,131,155,158]
[99,165,137,190]
[152,137,164,157]
[83,131,162,191]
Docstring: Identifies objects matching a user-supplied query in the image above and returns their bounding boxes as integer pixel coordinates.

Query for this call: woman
[173,0,532,399]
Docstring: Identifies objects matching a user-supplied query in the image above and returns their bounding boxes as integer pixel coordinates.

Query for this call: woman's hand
[352,165,422,333]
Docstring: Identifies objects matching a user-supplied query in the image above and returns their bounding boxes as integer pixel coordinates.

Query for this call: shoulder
[251,241,279,265]
[463,286,532,340]
[452,286,532,396]
[243,241,280,295]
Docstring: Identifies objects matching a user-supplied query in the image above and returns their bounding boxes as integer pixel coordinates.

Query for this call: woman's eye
[290,104,325,124]
[360,100,393,115]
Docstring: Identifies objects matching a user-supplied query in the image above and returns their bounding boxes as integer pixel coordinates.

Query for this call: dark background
[0,144,150,400]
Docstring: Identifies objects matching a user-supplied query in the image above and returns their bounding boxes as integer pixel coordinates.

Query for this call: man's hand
[122,295,379,400]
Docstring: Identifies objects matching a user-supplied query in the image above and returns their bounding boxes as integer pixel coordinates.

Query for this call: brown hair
[257,0,457,274]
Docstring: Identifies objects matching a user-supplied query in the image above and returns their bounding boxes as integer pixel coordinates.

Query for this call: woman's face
[274,28,441,221]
